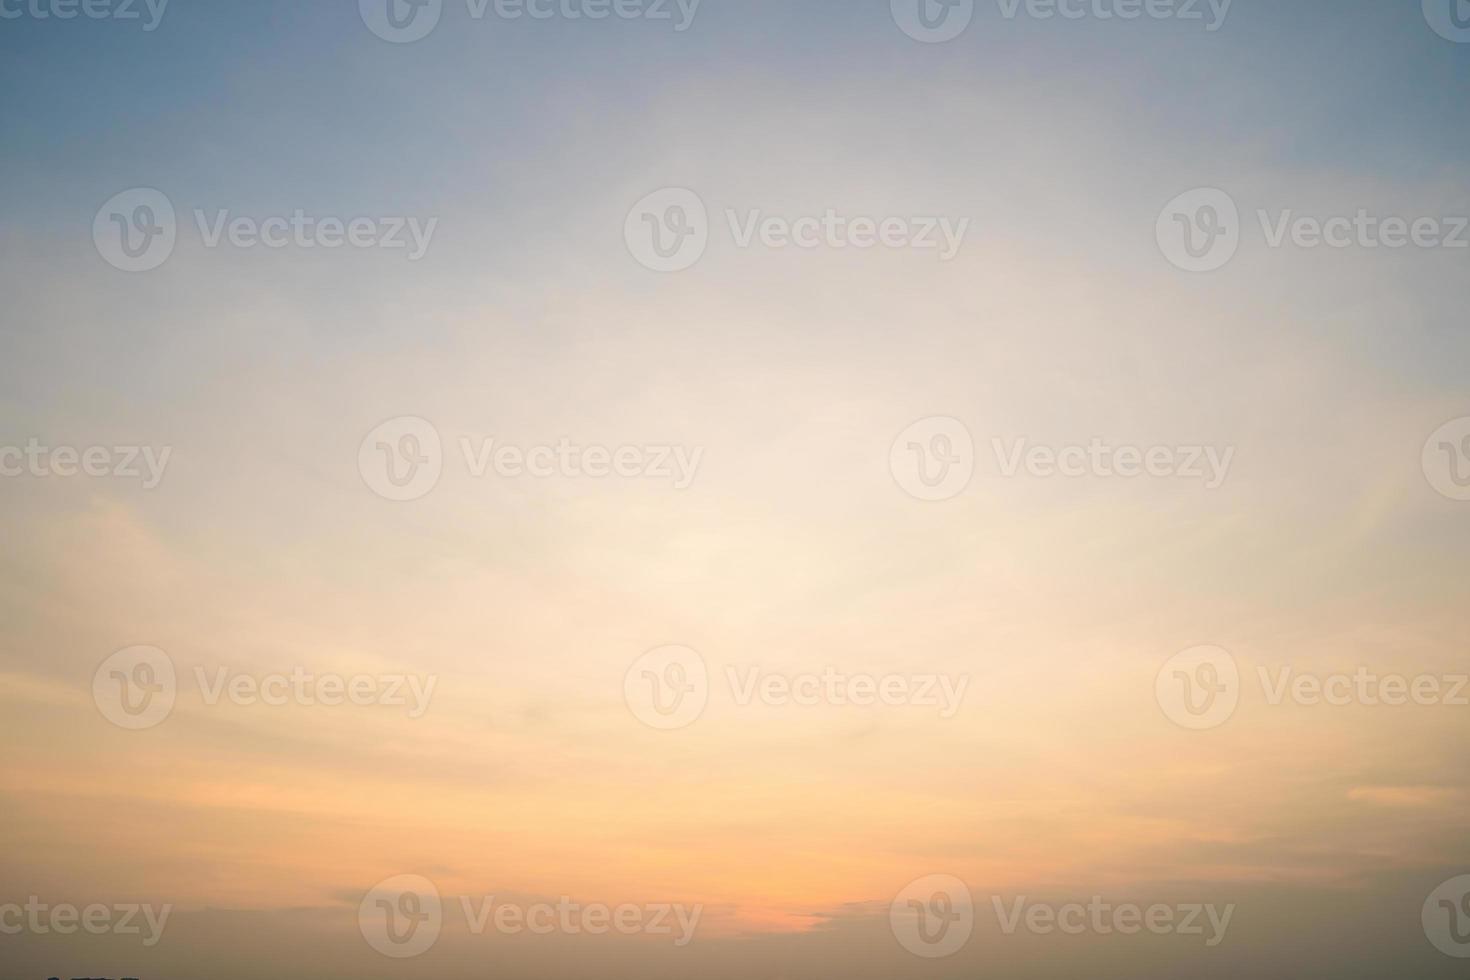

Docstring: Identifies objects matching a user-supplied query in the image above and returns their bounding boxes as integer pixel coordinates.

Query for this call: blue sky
[3,1,1468,221]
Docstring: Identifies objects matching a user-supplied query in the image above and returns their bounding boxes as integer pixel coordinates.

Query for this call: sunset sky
[3,1,1469,977]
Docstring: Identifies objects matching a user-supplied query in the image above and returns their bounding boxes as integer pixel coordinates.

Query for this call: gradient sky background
[3,1,1470,977]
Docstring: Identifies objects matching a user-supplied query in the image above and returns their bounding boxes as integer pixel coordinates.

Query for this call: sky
[2,1,1470,977]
